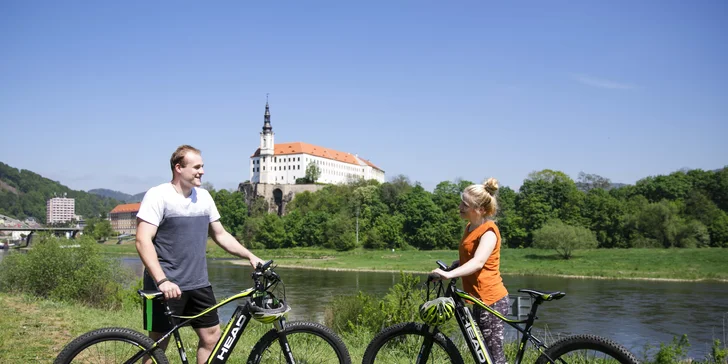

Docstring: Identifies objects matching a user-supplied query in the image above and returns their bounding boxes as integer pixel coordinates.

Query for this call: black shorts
[143,285,220,333]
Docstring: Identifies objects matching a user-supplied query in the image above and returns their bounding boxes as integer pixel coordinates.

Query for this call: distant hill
[88,188,145,203]
[0,161,122,224]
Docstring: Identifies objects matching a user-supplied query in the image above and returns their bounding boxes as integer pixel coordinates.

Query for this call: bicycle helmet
[248,293,291,324]
[419,297,455,326]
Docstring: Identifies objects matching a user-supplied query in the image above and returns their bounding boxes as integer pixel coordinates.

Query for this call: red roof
[251,142,383,172]
[110,203,141,214]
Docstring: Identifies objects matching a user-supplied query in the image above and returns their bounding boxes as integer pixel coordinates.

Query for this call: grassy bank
[0,292,368,363]
[100,241,728,281]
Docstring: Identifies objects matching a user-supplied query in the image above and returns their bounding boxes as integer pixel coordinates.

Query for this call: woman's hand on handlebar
[429,268,451,281]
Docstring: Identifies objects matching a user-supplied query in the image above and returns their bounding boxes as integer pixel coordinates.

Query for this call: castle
[239,100,385,215]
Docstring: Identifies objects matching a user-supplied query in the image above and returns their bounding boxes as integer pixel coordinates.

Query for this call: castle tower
[258,96,275,184]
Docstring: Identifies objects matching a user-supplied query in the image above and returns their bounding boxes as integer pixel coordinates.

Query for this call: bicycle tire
[246,321,351,364]
[54,327,169,364]
[536,334,639,364]
[362,322,464,364]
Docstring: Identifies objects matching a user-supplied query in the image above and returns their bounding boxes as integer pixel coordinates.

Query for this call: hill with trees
[0,162,122,224]
[88,189,145,203]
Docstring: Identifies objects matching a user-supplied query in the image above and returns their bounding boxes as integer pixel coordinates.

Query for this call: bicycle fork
[273,318,297,364]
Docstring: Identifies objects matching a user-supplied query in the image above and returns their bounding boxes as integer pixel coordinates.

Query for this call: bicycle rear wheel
[536,334,638,364]
[247,321,351,364]
[54,327,169,364]
[362,322,463,364]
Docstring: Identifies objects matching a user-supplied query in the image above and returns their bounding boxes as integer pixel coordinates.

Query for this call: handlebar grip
[427,273,441,282]
[257,260,274,271]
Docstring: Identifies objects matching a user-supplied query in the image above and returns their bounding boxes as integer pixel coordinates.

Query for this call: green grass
[98,240,728,281]
[0,292,366,363]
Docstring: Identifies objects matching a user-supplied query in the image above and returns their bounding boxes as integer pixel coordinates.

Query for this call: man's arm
[135,218,181,299]
[209,221,263,268]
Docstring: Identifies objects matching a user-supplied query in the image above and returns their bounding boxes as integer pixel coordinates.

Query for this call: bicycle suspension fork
[273,318,298,364]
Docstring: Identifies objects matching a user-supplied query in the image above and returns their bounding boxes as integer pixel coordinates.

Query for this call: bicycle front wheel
[362,322,463,364]
[247,321,351,364]
[54,327,169,364]
[536,334,639,364]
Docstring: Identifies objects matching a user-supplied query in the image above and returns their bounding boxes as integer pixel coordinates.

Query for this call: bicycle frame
[131,263,295,364]
[441,278,552,364]
[421,259,563,364]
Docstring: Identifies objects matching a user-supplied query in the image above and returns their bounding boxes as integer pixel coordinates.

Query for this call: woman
[430,177,509,364]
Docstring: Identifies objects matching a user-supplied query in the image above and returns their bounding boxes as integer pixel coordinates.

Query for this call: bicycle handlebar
[251,260,281,291]
[427,260,460,283]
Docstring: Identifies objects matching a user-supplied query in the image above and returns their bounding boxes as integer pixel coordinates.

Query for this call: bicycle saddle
[518,289,566,301]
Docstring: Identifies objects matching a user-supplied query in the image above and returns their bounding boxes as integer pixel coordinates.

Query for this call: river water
[118,257,726,360]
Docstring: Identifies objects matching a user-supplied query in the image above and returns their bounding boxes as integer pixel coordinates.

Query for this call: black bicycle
[55,260,351,364]
[362,260,639,364]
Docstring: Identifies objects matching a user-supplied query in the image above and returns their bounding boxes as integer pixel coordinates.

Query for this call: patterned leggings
[473,295,510,364]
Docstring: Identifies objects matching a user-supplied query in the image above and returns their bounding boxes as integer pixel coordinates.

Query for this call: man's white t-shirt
[137,183,220,290]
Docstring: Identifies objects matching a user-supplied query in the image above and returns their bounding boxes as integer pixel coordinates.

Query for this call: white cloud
[571,74,635,90]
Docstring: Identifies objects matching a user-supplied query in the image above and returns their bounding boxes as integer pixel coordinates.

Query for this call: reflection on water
[120,257,727,359]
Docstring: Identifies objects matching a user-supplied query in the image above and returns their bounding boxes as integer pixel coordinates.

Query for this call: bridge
[0,227,83,248]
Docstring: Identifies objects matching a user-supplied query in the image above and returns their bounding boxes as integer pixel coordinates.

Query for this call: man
[136,145,263,364]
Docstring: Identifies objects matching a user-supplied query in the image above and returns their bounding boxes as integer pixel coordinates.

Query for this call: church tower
[258,96,275,184]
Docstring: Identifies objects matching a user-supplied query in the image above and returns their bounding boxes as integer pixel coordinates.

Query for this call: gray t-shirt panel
[154,215,210,290]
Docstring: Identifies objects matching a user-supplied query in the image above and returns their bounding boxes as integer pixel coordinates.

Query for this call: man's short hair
[170,145,201,172]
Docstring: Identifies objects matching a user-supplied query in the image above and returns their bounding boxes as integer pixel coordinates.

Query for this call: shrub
[325,272,459,337]
[0,235,136,308]
[532,219,598,259]
[709,339,727,363]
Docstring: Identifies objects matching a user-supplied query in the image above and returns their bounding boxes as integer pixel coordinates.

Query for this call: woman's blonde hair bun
[483,178,499,196]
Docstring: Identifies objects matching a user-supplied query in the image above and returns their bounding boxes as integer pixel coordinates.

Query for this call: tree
[214,190,247,238]
[324,213,357,251]
[255,214,288,249]
[532,219,598,259]
[582,188,626,248]
[305,162,321,183]
[83,217,114,241]
[496,186,528,248]
[365,214,406,249]
[397,185,451,250]
[577,172,612,192]
[380,175,413,211]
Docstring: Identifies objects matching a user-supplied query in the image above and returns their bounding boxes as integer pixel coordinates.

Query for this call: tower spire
[263,93,272,133]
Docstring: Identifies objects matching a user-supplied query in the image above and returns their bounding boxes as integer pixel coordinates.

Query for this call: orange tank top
[458,220,508,305]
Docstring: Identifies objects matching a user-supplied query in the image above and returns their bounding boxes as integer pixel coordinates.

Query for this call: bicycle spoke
[256,330,342,363]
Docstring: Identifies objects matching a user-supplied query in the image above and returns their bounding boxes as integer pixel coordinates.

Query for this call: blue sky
[1,1,726,194]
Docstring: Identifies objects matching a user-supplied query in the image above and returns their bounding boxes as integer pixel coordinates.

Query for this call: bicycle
[54,260,352,364]
[362,260,639,364]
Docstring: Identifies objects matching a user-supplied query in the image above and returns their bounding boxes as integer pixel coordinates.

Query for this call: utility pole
[356,205,359,245]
